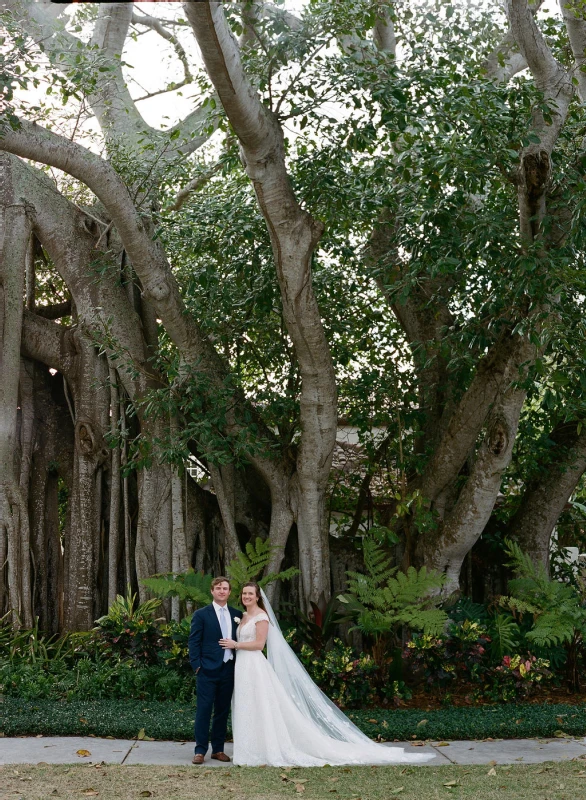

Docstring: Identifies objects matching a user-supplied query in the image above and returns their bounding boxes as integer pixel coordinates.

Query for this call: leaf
[295,784,306,793]
[435,742,450,747]
[139,793,153,798]
[417,719,428,727]
[76,750,91,758]
[81,791,99,797]
[487,768,497,776]
[390,788,404,795]
[444,780,460,786]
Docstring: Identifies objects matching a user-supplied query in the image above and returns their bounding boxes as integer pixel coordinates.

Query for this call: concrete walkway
[3,736,586,766]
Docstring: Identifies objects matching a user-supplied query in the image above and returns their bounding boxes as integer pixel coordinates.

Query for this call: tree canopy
[2,0,586,630]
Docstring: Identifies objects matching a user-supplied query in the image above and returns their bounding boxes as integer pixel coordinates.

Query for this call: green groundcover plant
[3,698,586,742]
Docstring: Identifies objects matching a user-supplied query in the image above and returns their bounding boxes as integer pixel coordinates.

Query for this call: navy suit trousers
[194,659,235,755]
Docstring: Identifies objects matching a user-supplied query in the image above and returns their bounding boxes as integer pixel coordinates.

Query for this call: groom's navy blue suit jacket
[188,604,240,673]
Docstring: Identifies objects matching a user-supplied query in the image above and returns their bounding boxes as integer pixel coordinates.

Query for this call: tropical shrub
[299,639,378,709]
[93,590,163,665]
[501,540,586,690]
[281,595,342,655]
[1,658,196,702]
[337,536,447,689]
[158,617,191,671]
[0,613,97,665]
[405,620,491,689]
[338,538,447,652]
[485,655,552,703]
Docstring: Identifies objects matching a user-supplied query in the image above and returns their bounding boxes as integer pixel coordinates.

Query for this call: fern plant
[338,537,447,670]
[501,539,586,690]
[141,570,213,608]
[226,537,299,599]
[141,538,299,613]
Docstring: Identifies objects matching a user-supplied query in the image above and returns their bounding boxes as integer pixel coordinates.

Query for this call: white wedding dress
[231,597,434,767]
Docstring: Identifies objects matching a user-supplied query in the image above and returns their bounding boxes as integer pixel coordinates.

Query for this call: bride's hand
[219,638,237,649]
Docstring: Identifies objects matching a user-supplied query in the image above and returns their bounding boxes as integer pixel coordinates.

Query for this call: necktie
[220,606,232,662]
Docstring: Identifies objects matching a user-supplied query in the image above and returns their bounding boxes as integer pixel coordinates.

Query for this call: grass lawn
[1,763,586,799]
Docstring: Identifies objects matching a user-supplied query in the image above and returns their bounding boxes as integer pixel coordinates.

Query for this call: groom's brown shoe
[192,754,205,765]
[211,752,231,762]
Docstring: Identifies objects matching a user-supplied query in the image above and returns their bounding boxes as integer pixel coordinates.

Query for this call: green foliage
[141,571,213,609]
[488,613,521,664]
[1,659,196,703]
[405,620,491,689]
[282,595,342,656]
[296,638,379,709]
[0,614,94,666]
[486,655,552,703]
[157,617,192,672]
[6,698,586,742]
[141,538,299,610]
[338,537,447,644]
[93,588,163,665]
[226,536,299,598]
[501,540,586,648]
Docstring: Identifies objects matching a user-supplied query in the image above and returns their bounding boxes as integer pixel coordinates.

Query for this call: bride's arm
[220,620,269,652]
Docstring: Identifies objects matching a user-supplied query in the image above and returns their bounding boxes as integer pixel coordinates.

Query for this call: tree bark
[425,382,528,595]
[107,366,121,606]
[0,161,33,623]
[507,422,586,570]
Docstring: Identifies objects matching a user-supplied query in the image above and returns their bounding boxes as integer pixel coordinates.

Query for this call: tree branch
[427,382,527,595]
[20,309,75,377]
[483,1,547,82]
[130,9,193,101]
[506,0,573,152]
[34,299,72,320]
[418,332,535,504]
[559,0,586,103]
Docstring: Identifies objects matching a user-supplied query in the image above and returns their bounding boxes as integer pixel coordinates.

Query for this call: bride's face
[241,586,258,608]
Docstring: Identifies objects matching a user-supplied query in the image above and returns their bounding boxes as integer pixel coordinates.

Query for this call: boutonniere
[234,617,241,625]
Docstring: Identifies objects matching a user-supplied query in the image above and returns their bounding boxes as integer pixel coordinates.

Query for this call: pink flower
[503,656,511,667]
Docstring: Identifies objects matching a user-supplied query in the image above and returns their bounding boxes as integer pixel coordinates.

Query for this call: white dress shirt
[213,601,233,661]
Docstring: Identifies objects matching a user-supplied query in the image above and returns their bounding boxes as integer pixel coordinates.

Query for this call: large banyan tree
[1,0,586,631]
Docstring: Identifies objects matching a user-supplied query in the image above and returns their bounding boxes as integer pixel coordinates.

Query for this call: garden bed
[3,698,586,741]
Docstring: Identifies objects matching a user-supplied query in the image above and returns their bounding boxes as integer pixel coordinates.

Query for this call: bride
[219,581,434,767]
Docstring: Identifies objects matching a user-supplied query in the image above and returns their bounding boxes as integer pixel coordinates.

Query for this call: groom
[188,576,240,764]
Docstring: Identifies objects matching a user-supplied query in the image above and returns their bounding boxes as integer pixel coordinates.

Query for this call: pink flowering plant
[487,654,552,702]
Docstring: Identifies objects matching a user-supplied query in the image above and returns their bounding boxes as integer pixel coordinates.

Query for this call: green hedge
[3,699,586,741]
[1,661,196,702]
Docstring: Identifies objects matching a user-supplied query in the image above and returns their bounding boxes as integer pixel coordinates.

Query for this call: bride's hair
[241,581,266,612]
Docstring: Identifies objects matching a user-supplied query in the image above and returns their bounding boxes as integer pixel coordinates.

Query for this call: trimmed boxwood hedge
[2,699,586,741]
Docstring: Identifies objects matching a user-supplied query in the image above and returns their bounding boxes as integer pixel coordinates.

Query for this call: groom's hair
[211,576,231,589]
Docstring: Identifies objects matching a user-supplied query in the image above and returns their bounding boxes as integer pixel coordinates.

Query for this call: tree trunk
[425,383,527,596]
[107,366,121,605]
[63,331,110,630]
[507,424,586,571]
[0,176,33,624]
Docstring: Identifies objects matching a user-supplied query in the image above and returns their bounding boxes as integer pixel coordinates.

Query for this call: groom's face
[211,581,231,606]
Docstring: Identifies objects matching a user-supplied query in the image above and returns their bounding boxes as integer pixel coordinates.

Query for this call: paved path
[3,736,586,767]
